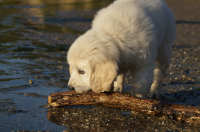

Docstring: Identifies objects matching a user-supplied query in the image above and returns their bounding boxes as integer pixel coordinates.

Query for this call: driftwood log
[48,91,200,125]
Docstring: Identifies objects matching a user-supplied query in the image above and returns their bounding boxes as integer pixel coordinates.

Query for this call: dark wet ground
[0,0,199,131]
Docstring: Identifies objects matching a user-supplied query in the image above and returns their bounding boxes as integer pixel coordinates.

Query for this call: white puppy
[67,0,176,97]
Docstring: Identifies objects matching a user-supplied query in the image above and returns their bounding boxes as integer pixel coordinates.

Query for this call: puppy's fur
[67,0,176,97]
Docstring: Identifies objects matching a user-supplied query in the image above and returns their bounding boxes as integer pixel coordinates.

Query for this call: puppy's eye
[78,69,85,74]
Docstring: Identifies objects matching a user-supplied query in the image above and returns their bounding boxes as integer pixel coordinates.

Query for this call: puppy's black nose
[68,85,75,90]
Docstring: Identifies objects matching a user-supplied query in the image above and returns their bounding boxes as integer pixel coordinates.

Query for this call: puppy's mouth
[68,85,75,90]
[72,86,91,93]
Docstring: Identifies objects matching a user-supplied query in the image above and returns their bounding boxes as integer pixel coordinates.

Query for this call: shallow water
[0,0,113,131]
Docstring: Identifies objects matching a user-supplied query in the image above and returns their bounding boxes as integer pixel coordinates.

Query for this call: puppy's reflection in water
[47,106,196,132]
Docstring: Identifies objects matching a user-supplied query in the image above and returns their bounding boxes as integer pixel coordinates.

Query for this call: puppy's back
[92,0,175,47]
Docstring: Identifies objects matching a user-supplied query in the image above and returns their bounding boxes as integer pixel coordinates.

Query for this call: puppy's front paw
[113,81,123,92]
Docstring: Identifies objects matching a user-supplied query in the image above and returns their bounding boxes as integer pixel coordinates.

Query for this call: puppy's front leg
[113,73,124,92]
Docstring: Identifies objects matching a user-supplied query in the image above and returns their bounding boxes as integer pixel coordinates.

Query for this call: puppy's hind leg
[150,42,172,97]
[131,65,154,98]
[150,66,162,97]
[151,18,175,97]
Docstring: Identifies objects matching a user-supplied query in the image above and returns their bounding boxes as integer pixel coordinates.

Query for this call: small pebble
[29,80,33,85]
[181,75,187,80]
[174,77,178,80]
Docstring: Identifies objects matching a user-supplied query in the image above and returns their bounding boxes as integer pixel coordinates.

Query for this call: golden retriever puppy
[67,0,176,97]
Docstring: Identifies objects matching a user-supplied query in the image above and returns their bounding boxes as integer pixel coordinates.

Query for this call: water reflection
[23,0,114,27]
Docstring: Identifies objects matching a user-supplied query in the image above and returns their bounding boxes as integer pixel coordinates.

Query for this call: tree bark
[48,91,200,125]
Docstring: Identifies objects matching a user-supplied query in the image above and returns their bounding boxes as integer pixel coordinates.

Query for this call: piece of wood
[48,91,200,125]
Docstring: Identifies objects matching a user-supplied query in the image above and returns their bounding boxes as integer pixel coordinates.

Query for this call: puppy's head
[67,31,118,93]
[68,58,118,93]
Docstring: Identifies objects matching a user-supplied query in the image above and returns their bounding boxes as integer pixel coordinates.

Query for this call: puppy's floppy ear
[90,60,118,93]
